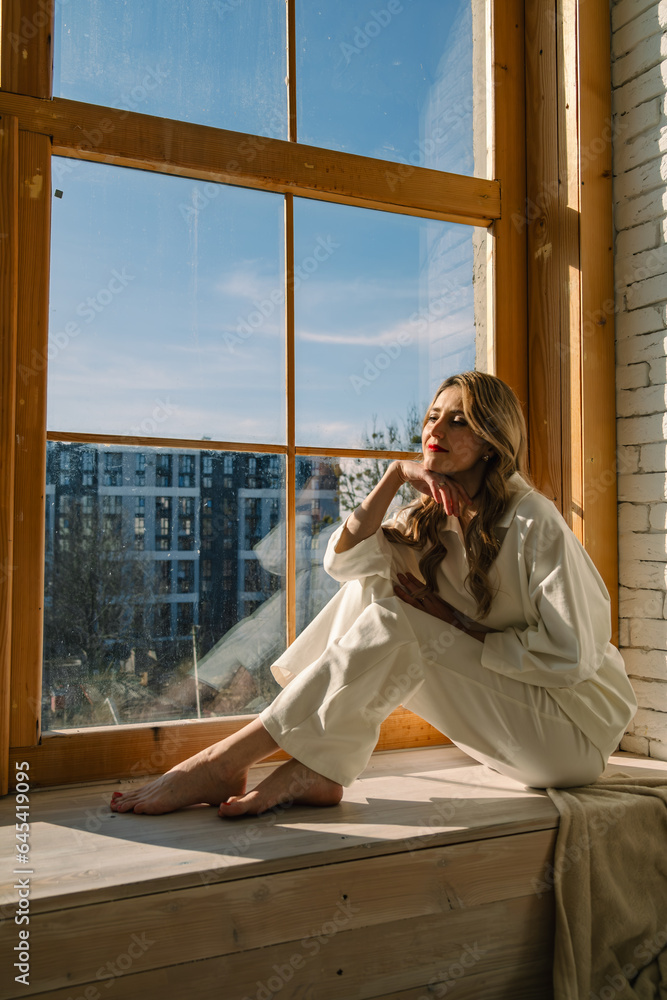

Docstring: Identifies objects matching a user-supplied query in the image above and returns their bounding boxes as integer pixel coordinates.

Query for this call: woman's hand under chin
[394,461,472,517]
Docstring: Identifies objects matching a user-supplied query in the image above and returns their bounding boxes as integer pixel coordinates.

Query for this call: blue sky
[49,0,479,450]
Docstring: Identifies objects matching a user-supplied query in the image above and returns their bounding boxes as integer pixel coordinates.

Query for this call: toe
[219,791,260,817]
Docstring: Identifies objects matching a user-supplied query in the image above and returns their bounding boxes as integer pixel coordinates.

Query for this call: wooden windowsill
[2,746,663,1000]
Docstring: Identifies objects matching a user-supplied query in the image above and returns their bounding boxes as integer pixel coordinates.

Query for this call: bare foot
[218,759,343,817]
[110,744,246,815]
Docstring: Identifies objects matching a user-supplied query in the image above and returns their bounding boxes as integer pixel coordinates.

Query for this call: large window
[2,0,539,787]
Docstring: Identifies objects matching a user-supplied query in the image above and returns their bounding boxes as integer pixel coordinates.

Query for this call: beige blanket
[547,774,667,1000]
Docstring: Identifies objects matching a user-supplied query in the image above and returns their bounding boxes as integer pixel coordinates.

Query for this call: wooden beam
[0,93,501,226]
[0,114,19,797]
[45,430,419,462]
[9,707,450,789]
[525,1,562,508]
[558,0,583,539]
[0,0,54,98]
[578,0,618,634]
[286,0,297,144]
[9,131,51,748]
[285,194,296,646]
[491,0,528,405]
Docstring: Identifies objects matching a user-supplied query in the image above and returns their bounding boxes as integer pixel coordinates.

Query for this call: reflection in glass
[54,0,287,137]
[48,159,285,443]
[293,456,418,637]
[294,198,482,450]
[297,0,481,175]
[42,444,288,728]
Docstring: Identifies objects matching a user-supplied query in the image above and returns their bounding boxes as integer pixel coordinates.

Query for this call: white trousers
[260,570,608,790]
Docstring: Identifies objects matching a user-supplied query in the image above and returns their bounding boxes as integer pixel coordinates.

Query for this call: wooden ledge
[2,747,560,913]
[0,747,659,1000]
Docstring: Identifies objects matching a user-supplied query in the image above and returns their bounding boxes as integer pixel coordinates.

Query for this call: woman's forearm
[334,462,404,553]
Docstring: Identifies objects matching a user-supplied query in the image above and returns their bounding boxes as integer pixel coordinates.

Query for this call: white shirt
[323,472,637,755]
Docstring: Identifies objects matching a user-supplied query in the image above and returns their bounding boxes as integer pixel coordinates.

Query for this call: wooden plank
[17,829,556,996]
[15,895,553,1000]
[8,708,450,788]
[0,0,53,99]
[0,114,18,797]
[46,429,420,461]
[558,0,583,539]
[0,749,560,912]
[8,131,50,749]
[0,93,500,226]
[578,0,618,634]
[285,194,296,646]
[286,0,297,143]
[349,960,554,1000]
[525,0,562,508]
[491,0,528,405]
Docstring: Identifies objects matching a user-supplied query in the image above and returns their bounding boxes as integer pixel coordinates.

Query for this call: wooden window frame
[0,0,616,793]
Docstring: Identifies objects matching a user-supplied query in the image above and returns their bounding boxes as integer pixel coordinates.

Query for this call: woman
[110,372,637,816]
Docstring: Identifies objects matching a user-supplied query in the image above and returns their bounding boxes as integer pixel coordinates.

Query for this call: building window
[134,496,145,550]
[59,450,70,486]
[135,453,146,486]
[102,494,122,534]
[176,602,194,635]
[155,560,171,595]
[156,454,172,487]
[202,454,213,489]
[179,454,195,488]
[155,496,171,550]
[178,496,194,550]
[177,560,194,593]
[103,452,123,487]
[155,603,172,638]
[82,450,96,487]
[245,497,262,548]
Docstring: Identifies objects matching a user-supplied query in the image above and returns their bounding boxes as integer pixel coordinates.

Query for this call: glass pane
[297,0,483,175]
[294,456,417,636]
[42,443,286,728]
[53,0,287,137]
[48,159,285,444]
[294,198,485,450]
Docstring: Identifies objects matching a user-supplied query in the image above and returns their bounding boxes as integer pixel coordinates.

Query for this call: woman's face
[421,387,490,480]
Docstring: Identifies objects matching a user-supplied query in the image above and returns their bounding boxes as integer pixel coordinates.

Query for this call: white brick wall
[612,0,667,758]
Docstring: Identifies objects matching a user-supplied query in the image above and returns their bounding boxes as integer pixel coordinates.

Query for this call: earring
[482,455,490,462]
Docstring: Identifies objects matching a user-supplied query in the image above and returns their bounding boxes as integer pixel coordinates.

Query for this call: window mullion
[286,0,297,143]
[285,193,296,646]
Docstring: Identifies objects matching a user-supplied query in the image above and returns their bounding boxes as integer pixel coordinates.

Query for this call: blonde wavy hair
[382,371,533,619]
